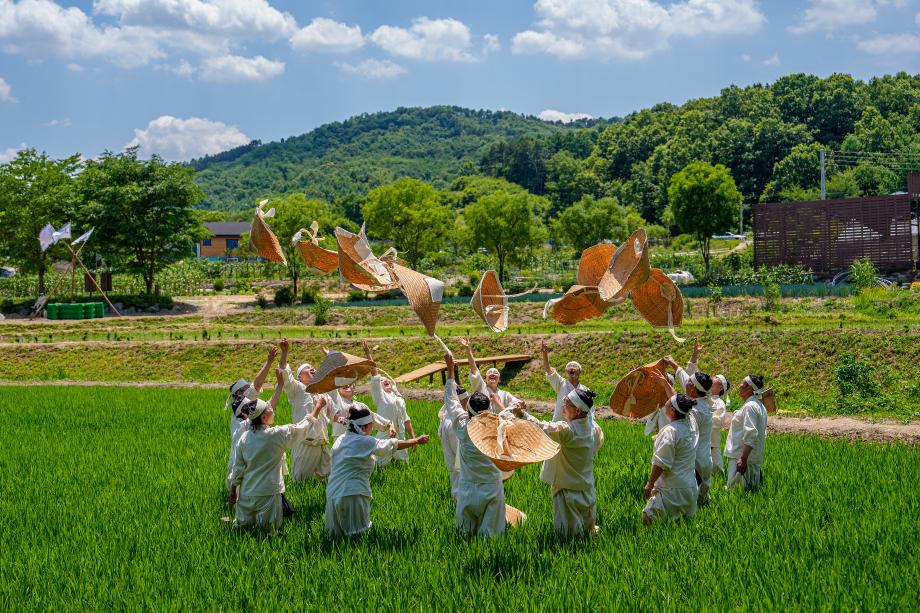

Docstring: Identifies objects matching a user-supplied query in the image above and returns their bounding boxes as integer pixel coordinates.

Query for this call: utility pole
[739,202,744,235]
[820,149,826,200]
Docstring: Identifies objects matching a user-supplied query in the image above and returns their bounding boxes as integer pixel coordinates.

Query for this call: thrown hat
[249,200,287,265]
[467,412,560,471]
[386,261,445,336]
[334,225,399,291]
[305,350,376,393]
[632,268,685,342]
[471,270,509,332]
[597,228,650,301]
[292,221,338,274]
[543,243,621,326]
[609,359,675,419]
[504,504,527,528]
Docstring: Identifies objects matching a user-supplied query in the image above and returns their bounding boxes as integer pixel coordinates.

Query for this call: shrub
[849,258,878,292]
[762,282,781,311]
[301,285,319,305]
[707,285,722,316]
[835,352,880,399]
[212,279,224,292]
[273,285,294,306]
[312,296,331,325]
[347,290,366,302]
[256,294,268,309]
[455,283,474,297]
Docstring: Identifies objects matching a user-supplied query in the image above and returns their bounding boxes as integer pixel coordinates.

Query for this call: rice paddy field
[3,385,919,611]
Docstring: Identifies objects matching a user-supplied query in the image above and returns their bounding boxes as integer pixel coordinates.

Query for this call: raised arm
[687,338,702,372]
[363,341,378,376]
[459,337,479,376]
[268,367,284,410]
[252,345,278,393]
[541,339,552,375]
[278,338,290,370]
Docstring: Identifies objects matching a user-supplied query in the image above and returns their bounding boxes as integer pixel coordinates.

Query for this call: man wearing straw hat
[724,375,768,491]
[459,338,519,414]
[278,338,337,482]
[642,393,699,525]
[444,352,507,538]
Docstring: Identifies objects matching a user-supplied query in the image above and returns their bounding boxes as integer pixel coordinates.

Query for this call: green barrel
[60,304,80,319]
[46,304,59,320]
[95,302,104,318]
[83,303,95,319]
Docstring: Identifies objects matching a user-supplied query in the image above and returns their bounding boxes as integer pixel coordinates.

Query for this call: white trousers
[291,441,331,483]
[325,494,372,538]
[234,494,283,531]
[726,460,762,491]
[456,480,506,538]
[553,488,597,537]
[711,446,725,475]
[642,486,698,523]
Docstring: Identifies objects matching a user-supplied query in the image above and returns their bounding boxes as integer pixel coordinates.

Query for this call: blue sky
[1,0,919,162]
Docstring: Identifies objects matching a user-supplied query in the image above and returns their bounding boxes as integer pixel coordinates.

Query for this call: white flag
[72,227,94,246]
[39,224,55,252]
[53,223,72,243]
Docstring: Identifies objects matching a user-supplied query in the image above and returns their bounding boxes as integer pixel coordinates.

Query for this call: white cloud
[44,117,71,127]
[763,52,780,65]
[858,33,920,54]
[199,54,284,82]
[483,33,500,53]
[788,0,880,33]
[335,58,406,79]
[0,142,26,163]
[740,53,751,61]
[0,76,14,102]
[290,17,363,53]
[370,17,475,62]
[538,109,593,123]
[127,115,250,159]
[513,0,765,59]
[66,62,84,71]
[156,58,196,77]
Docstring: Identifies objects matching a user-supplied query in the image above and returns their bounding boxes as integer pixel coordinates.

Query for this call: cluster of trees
[0,147,206,297]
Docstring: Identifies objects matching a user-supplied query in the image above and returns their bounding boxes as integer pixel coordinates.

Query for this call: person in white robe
[438,379,468,502]
[325,405,429,538]
[642,393,699,525]
[540,339,586,421]
[516,386,605,537]
[445,352,507,538]
[228,368,326,532]
[725,375,768,491]
[665,340,713,504]
[459,337,519,413]
[328,381,395,440]
[278,338,336,482]
[225,345,277,491]
[709,374,732,475]
[364,342,415,466]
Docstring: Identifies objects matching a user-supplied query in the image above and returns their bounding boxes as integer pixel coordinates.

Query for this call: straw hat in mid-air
[292,221,338,274]
[544,243,619,326]
[249,200,287,265]
[609,359,675,419]
[597,228,650,302]
[471,270,509,332]
[467,411,560,471]
[631,268,685,340]
[305,350,376,394]
[335,225,399,292]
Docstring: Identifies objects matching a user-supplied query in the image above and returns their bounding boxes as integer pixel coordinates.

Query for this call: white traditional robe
[710,397,731,475]
[643,418,698,523]
[281,367,335,481]
[324,431,399,538]
[230,415,316,531]
[447,379,506,538]
[523,412,604,537]
[725,396,767,491]
[676,364,714,504]
[328,390,393,440]
[370,375,411,465]
[468,372,519,414]
[226,384,259,490]
[438,385,462,501]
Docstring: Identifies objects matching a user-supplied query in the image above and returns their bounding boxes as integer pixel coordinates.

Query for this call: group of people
[223,336,768,538]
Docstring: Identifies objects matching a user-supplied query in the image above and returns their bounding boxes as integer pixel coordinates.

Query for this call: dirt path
[7,380,916,444]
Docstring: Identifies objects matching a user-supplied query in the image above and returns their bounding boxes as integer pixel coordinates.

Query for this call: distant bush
[312,296,331,325]
[849,258,878,293]
[301,285,319,305]
[835,352,882,412]
[762,282,781,311]
[455,283,474,297]
[347,290,366,302]
[273,285,294,306]
[256,294,268,309]
[212,279,224,292]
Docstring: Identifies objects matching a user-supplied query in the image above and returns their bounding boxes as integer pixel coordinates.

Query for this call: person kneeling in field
[709,374,731,476]
[516,387,604,537]
[325,405,429,539]
[225,345,277,491]
[364,342,415,467]
[328,381,396,441]
[444,353,507,538]
[278,338,337,483]
[439,379,468,502]
[228,368,327,532]
[724,375,768,491]
[460,337,519,413]
[643,393,699,525]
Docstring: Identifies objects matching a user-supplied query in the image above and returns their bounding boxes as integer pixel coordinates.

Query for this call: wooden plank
[394,354,532,384]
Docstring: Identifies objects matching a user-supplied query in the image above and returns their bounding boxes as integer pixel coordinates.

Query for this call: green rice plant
[0,386,918,610]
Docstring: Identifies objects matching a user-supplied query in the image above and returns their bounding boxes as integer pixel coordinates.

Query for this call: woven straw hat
[598,228,650,301]
[761,387,777,414]
[305,350,376,393]
[505,504,527,527]
[386,261,445,336]
[609,359,675,419]
[547,285,608,325]
[249,201,287,265]
[293,222,338,274]
[467,412,560,471]
[334,225,398,291]
[632,268,684,329]
[471,270,508,332]
[577,243,617,286]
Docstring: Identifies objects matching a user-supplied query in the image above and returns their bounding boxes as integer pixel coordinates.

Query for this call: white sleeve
[522,412,572,443]
[282,416,316,448]
[468,372,486,394]
[372,438,400,459]
[651,429,675,471]
[369,375,385,408]
[674,367,690,393]
[372,411,393,432]
[741,405,759,449]
[229,434,247,486]
[546,369,564,394]
[281,366,304,398]
[685,361,699,376]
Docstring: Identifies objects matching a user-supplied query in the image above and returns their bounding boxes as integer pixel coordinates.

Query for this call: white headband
[335,376,357,387]
[744,375,762,396]
[225,378,249,411]
[690,372,708,394]
[457,389,470,401]
[715,374,731,404]
[565,361,582,372]
[566,388,589,412]
[668,394,691,415]
[296,363,312,379]
[349,414,374,431]
[485,368,500,378]
[248,399,271,421]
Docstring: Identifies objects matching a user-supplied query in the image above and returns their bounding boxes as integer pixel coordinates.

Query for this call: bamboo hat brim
[505,504,527,527]
[293,226,338,274]
[334,226,398,291]
[467,412,560,471]
[761,387,777,414]
[609,358,675,419]
[632,268,684,328]
[305,350,376,393]
[597,228,650,301]
[577,243,617,287]
[249,204,287,265]
[548,285,609,326]
[386,261,444,336]
[471,270,508,332]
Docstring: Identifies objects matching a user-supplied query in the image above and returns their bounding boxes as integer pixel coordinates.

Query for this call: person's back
[541,418,601,494]
[327,432,379,501]
[657,419,697,491]
[237,426,290,497]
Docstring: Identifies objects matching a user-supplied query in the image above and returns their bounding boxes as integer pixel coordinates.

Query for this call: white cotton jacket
[710,397,731,448]
[327,389,393,439]
[468,372,519,413]
[227,385,260,482]
[546,369,585,421]
[326,431,399,500]
[524,412,603,495]
[724,397,767,463]
[651,419,698,491]
[447,379,503,485]
[438,386,461,474]
[370,375,410,462]
[281,367,334,443]
[231,416,316,497]
[675,365,714,467]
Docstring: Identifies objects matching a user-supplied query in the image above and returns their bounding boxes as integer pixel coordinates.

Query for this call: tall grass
[1,386,917,610]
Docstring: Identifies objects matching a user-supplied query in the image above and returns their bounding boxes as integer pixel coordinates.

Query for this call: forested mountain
[190,106,609,211]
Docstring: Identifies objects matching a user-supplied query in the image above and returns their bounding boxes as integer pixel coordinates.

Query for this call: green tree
[668,162,741,274]
[553,196,632,252]
[463,191,547,281]
[0,148,81,295]
[78,147,206,296]
[362,178,452,268]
